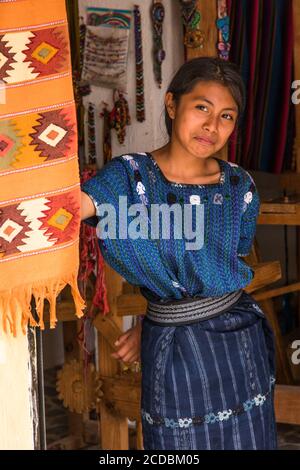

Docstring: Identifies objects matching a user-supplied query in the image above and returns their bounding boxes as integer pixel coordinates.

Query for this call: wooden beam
[100,375,141,422]
[97,264,128,450]
[274,385,300,424]
[116,294,147,316]
[253,282,300,302]
[244,261,282,293]
[93,314,123,351]
[258,213,300,226]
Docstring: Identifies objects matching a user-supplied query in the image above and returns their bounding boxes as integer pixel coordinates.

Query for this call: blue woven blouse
[81,152,260,302]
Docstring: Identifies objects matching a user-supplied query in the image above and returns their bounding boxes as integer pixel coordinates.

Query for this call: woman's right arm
[81,191,96,221]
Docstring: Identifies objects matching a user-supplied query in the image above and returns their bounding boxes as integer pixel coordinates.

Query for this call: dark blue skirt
[140,290,277,450]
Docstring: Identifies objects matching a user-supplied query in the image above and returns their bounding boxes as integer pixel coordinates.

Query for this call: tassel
[0,273,85,337]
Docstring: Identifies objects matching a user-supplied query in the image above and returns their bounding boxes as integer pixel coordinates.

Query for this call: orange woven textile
[0,0,85,335]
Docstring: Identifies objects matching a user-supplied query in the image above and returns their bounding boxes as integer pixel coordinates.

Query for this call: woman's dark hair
[165,57,246,137]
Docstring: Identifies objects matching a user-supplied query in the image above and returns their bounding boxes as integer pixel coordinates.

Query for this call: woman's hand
[111,321,142,364]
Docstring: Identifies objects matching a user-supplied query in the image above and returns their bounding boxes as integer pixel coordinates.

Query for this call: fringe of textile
[0,272,85,337]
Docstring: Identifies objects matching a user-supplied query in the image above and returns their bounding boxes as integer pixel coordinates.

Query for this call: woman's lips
[194,137,215,145]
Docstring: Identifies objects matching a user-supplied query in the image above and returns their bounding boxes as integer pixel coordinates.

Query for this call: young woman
[81,57,277,450]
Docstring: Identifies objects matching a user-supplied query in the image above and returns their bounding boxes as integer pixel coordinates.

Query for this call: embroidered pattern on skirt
[142,375,275,429]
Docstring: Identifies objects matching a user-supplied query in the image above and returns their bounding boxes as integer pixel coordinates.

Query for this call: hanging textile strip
[151,1,166,88]
[87,103,96,165]
[179,0,205,49]
[134,5,145,122]
[216,0,231,60]
[0,0,85,336]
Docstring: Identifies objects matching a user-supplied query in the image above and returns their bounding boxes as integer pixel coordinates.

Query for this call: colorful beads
[133,5,145,122]
[151,1,166,88]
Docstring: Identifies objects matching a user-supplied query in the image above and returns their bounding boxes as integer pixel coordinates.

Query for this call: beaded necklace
[101,103,112,165]
[111,90,131,144]
[151,1,166,88]
[133,5,145,122]
[87,102,96,165]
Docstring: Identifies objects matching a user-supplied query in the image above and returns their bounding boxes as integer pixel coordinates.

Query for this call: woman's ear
[165,92,176,120]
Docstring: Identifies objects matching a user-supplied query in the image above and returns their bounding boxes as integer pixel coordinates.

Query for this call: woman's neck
[151,142,221,184]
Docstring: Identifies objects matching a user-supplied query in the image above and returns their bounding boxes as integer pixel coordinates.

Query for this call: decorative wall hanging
[179,0,205,49]
[0,0,85,336]
[151,1,166,88]
[65,3,89,148]
[216,0,231,60]
[87,103,97,165]
[78,17,91,98]
[101,103,113,164]
[133,5,145,122]
[111,90,131,145]
[82,8,132,91]
[99,91,131,164]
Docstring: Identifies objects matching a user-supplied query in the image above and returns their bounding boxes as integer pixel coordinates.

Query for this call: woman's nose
[203,115,218,133]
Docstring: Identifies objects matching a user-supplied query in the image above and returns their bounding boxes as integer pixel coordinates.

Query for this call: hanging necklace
[151,1,166,88]
[100,91,131,164]
[101,102,112,165]
[87,103,96,165]
[133,5,145,122]
[111,89,131,145]
[179,0,205,49]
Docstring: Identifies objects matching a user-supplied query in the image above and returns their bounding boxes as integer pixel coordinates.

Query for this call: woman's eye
[222,113,233,121]
[196,105,208,111]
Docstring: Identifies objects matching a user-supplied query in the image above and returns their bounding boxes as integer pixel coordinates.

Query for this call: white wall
[79,0,184,166]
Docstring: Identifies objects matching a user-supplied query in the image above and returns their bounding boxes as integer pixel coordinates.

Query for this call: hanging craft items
[101,103,113,164]
[111,90,131,144]
[134,5,145,122]
[78,17,91,97]
[87,103,97,166]
[179,0,205,49]
[82,8,132,91]
[0,0,85,336]
[99,91,131,164]
[216,0,231,60]
[151,1,166,88]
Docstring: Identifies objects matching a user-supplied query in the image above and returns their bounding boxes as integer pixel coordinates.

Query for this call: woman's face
[166,80,239,159]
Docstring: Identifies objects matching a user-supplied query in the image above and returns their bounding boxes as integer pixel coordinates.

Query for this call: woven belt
[146,289,244,326]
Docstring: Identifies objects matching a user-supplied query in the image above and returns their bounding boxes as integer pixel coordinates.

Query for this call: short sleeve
[81,157,130,228]
[237,172,260,257]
